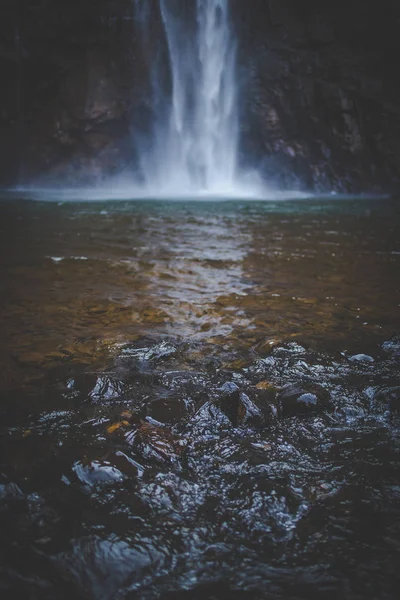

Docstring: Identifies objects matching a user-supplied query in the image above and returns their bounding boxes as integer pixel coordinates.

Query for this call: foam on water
[6,183,311,202]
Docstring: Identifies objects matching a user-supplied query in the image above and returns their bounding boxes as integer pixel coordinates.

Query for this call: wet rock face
[0,0,136,185]
[235,0,400,192]
[22,48,131,185]
[1,0,400,191]
[276,383,332,418]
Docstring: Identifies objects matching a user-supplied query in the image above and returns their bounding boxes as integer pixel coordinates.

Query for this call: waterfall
[133,0,244,196]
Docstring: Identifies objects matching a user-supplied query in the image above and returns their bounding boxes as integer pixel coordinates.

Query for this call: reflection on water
[0,198,398,380]
[0,198,399,599]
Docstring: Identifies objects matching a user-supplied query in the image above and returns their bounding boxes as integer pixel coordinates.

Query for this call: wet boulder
[371,386,400,415]
[58,535,162,600]
[218,383,263,427]
[67,444,144,489]
[72,460,125,487]
[147,397,187,425]
[253,380,280,420]
[348,354,375,364]
[105,451,144,479]
[0,480,25,502]
[189,401,232,436]
[126,421,186,465]
[120,341,177,363]
[277,383,332,418]
[66,373,99,401]
[89,375,125,403]
[381,336,400,357]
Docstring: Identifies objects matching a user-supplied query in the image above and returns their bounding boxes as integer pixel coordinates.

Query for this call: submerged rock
[277,383,332,418]
[120,341,177,362]
[89,375,125,403]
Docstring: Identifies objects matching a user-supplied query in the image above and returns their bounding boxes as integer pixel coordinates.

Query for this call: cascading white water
[134,0,245,196]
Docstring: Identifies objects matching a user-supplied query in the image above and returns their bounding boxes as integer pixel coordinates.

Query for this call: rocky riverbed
[0,197,399,599]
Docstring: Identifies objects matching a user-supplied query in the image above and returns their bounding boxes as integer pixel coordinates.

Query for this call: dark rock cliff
[1,0,400,192]
[235,0,400,192]
[0,0,135,186]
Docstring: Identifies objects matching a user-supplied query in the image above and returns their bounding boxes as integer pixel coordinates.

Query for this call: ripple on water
[1,336,399,598]
[0,199,399,599]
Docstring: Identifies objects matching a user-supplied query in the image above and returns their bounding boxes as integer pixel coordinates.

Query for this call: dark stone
[277,383,331,418]
[349,354,375,364]
[189,401,232,434]
[371,386,400,414]
[72,460,125,487]
[127,421,186,464]
[219,384,263,427]
[0,481,24,501]
[382,336,400,357]
[235,0,400,193]
[147,397,187,425]
[253,381,280,420]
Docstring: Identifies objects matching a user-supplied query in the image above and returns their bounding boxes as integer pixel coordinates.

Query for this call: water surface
[0,197,399,599]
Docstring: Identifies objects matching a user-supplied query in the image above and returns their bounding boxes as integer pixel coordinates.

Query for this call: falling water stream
[133,0,258,196]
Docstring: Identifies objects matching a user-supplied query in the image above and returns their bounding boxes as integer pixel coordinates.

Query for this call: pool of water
[0,197,399,599]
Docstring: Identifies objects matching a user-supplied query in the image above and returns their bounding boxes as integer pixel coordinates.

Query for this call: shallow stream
[0,197,399,599]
